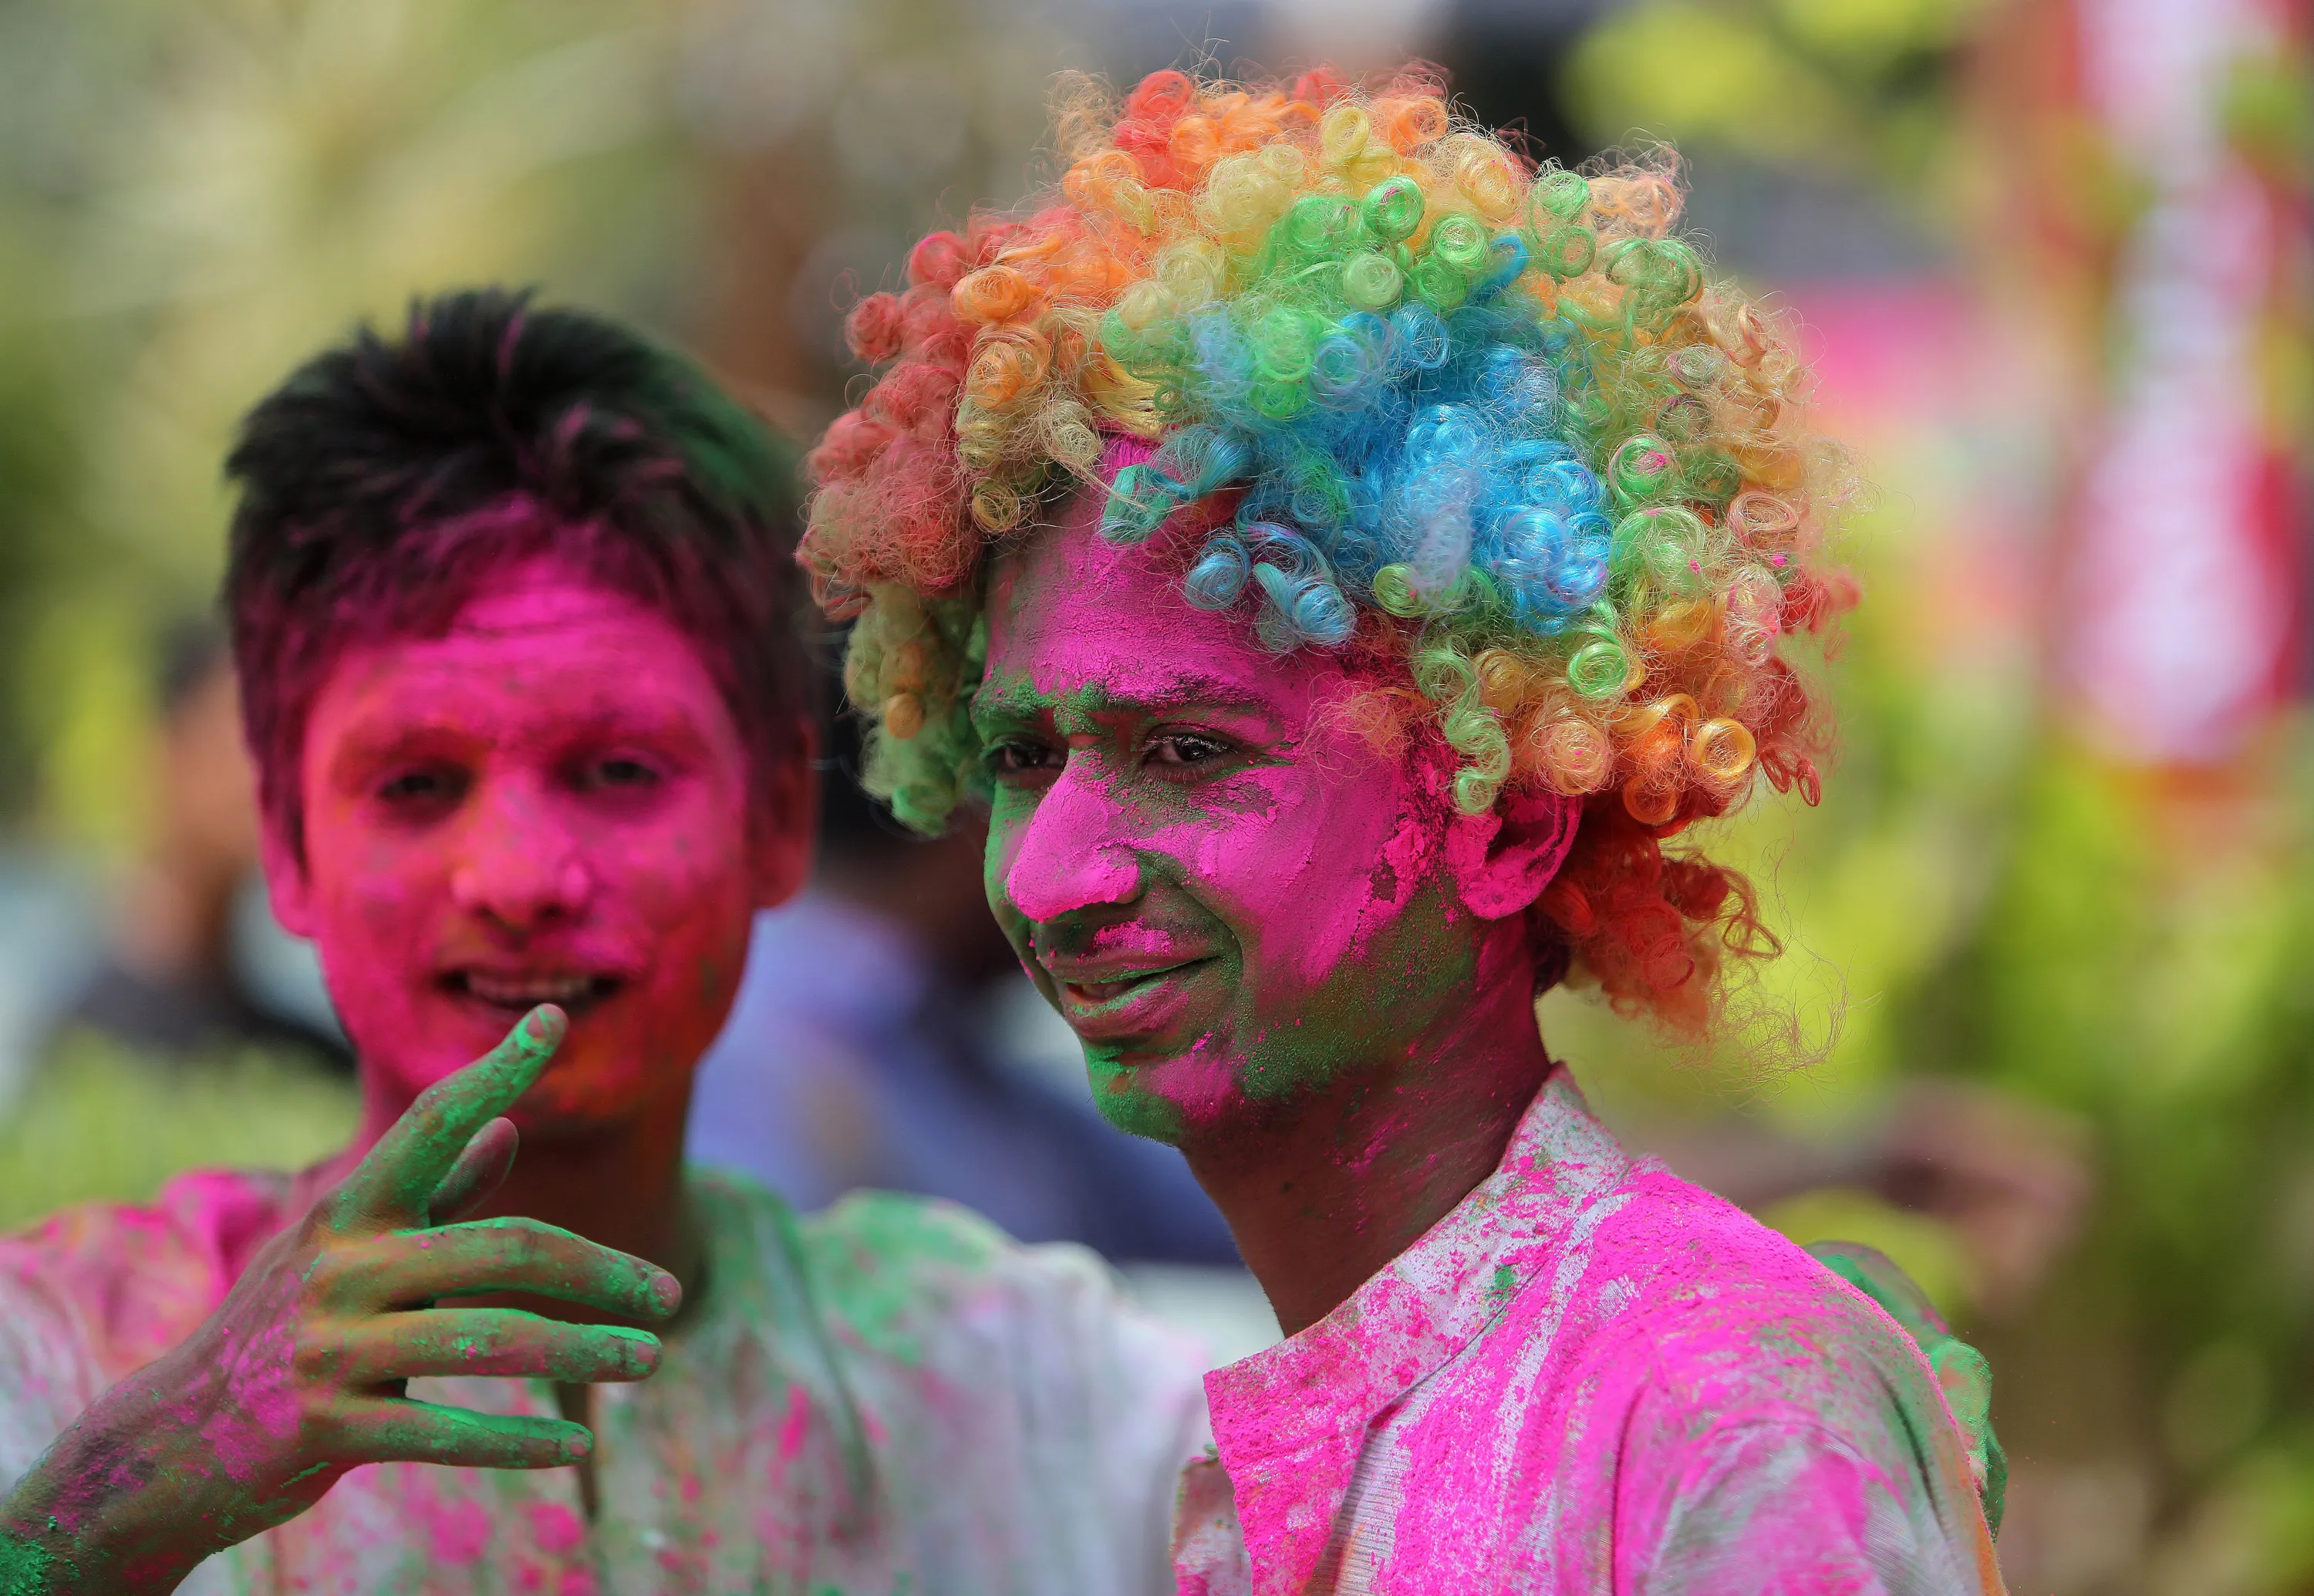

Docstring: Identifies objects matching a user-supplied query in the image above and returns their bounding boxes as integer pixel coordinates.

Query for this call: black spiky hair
[223,286,811,850]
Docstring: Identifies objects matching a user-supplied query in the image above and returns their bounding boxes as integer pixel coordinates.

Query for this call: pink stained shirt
[1171,1068,2009,1595]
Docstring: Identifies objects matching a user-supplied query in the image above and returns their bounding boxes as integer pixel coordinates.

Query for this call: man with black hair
[0,290,1205,1594]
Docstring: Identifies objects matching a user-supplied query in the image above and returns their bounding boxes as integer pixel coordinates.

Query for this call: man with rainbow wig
[802,64,2008,1591]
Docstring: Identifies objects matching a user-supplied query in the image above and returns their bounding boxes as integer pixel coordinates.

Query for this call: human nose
[447,778,595,933]
[999,759,1142,926]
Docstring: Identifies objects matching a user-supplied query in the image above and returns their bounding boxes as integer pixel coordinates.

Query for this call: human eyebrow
[324,719,477,789]
[553,704,714,757]
[971,672,1275,726]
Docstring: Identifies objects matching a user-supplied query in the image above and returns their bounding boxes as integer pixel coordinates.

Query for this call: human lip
[1041,954,1213,1037]
[438,967,629,1019]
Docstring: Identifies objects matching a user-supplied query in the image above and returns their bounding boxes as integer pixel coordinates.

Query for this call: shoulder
[0,1166,294,1387]
[1532,1173,1998,1585]
[798,1187,1199,1378]
[1564,1169,1992,1533]
[688,1168,1205,1383]
[1570,1167,1937,1415]
[1630,1414,2001,1596]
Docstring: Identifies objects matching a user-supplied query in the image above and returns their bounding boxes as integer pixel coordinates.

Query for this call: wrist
[0,1473,205,1595]
[1,1372,218,1595]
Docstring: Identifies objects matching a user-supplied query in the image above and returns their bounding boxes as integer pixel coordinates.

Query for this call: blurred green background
[0,0,2306,1589]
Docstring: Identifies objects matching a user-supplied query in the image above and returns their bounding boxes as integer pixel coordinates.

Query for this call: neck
[1185,937,1553,1339]
[333,1072,704,1327]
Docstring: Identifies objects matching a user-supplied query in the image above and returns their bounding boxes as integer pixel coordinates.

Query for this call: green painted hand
[1806,1239,2008,1537]
[0,1007,680,1594]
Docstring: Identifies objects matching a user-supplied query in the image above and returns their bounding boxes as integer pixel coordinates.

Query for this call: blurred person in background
[0,290,1208,1594]
[686,714,1241,1266]
[49,621,348,1072]
[0,626,359,1235]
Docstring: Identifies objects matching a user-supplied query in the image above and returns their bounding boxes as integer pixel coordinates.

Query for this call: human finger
[322,1217,680,1320]
[326,1007,565,1231]
[330,1399,594,1471]
[428,1118,519,1224]
[309,1308,660,1385]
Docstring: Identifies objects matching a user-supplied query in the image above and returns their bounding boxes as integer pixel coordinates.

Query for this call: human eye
[982,737,1064,784]
[373,764,467,817]
[568,750,670,803]
[580,755,662,791]
[1142,728,1240,778]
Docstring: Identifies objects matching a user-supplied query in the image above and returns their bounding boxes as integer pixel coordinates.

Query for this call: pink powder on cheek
[988,499,1446,970]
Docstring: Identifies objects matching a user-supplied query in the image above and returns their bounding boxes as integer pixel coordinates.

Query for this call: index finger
[325,1006,566,1232]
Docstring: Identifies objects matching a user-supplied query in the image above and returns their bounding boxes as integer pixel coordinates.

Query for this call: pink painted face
[269,558,807,1134]
[977,489,1572,1145]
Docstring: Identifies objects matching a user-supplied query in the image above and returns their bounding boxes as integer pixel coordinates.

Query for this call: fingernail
[562,1429,593,1462]
[646,1270,683,1315]
[521,1006,565,1047]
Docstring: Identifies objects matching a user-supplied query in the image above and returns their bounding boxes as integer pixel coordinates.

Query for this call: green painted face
[971,497,1503,1147]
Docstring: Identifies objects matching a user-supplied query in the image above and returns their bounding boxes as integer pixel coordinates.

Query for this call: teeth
[464,974,601,1006]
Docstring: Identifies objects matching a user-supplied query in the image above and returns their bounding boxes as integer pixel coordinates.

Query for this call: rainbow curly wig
[800,64,1857,1032]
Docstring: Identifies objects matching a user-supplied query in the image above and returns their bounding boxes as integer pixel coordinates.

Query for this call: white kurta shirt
[0,1167,1209,1594]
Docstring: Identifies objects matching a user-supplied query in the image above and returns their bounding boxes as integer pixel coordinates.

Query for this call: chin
[1086,1043,1244,1145]
[503,1092,659,1140]
[528,1021,693,1124]
[357,998,685,1131]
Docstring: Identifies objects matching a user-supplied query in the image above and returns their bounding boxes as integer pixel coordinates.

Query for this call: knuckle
[301,1248,352,1302]
[292,1325,353,1385]
[299,1387,355,1454]
[411,1099,456,1146]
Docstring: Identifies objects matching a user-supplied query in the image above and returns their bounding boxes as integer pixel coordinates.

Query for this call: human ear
[747,717,820,912]
[259,811,319,939]
[1448,787,1580,921]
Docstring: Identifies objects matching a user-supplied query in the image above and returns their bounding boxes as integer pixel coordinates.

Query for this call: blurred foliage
[1565,0,1995,187]
[0,0,700,856]
[1557,1,2314,1588]
[0,0,1130,855]
[0,1030,355,1231]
